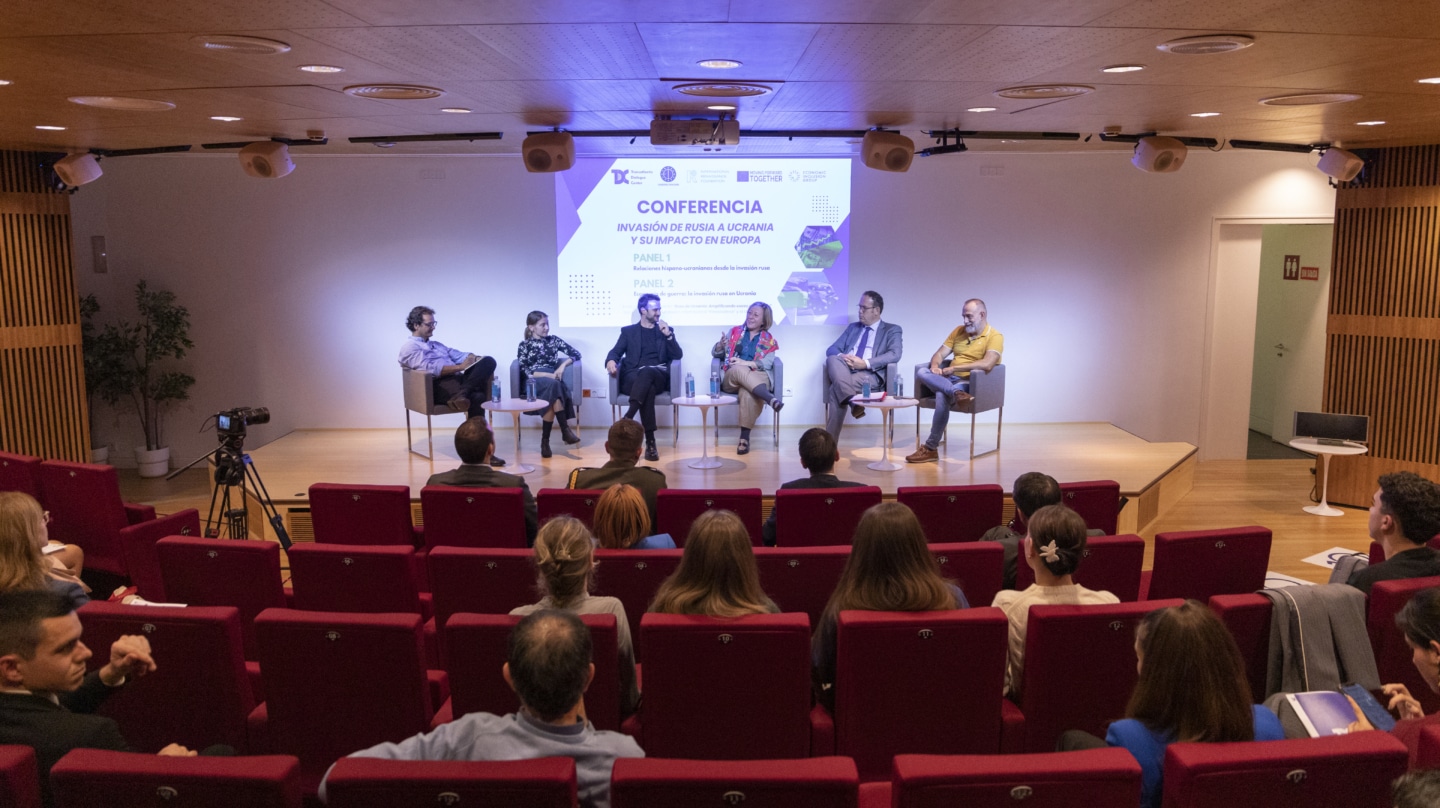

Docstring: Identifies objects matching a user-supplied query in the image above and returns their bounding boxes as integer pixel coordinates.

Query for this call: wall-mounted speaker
[239,141,295,179]
[861,131,914,173]
[54,153,103,187]
[1131,136,1187,173]
[1317,147,1363,182]
[522,132,575,173]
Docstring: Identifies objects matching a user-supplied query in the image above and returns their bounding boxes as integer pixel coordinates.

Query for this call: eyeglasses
[423,320,438,327]
[857,304,878,312]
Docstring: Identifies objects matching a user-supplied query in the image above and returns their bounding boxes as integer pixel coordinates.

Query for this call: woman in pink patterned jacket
[712,301,782,455]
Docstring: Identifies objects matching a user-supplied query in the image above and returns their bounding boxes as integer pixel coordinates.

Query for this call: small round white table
[854,396,919,471]
[1288,436,1368,517]
[673,394,736,469]
[481,398,543,474]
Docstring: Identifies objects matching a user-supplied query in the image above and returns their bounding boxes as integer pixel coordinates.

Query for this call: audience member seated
[0,590,196,807]
[568,420,667,528]
[1345,586,1440,765]
[812,502,968,710]
[761,428,865,546]
[1346,471,1440,596]
[980,472,1102,590]
[648,511,778,617]
[319,610,643,808]
[427,416,538,546]
[0,493,89,607]
[509,517,639,716]
[592,485,674,551]
[1060,600,1283,808]
[992,504,1119,696]
[1394,768,1440,808]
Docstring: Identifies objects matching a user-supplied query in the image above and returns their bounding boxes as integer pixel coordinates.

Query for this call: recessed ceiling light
[1103,64,1145,73]
[35,125,66,131]
[995,85,1094,100]
[672,82,772,98]
[1418,77,1440,84]
[299,64,344,73]
[1190,112,1221,117]
[1157,34,1255,55]
[68,96,175,111]
[210,115,242,122]
[697,59,742,69]
[1356,120,1386,126]
[440,107,471,113]
[968,106,997,112]
[707,104,737,111]
[1259,92,1362,106]
[0,79,12,86]
[192,35,291,54]
[343,84,445,100]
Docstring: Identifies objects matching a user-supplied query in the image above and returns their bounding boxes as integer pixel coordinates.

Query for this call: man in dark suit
[427,417,539,545]
[762,428,865,546]
[824,290,903,439]
[0,590,194,807]
[605,293,683,461]
[568,419,667,527]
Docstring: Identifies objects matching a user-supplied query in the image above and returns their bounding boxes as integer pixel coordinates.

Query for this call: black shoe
[559,422,581,445]
[771,399,785,413]
[644,442,659,462]
[850,403,866,419]
[540,440,552,459]
[489,455,507,467]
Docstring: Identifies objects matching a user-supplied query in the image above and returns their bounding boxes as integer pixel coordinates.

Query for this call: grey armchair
[912,362,1005,459]
[609,361,685,431]
[509,358,583,428]
[402,366,465,459]
[710,356,784,446]
[823,358,901,440]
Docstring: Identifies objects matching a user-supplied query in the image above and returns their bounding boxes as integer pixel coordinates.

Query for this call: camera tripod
[168,441,292,549]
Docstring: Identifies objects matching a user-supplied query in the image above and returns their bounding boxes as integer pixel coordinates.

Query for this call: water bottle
[709,371,719,398]
[525,377,536,402]
[897,379,904,398]
[685,372,695,398]
[491,379,501,403]
[861,379,871,399]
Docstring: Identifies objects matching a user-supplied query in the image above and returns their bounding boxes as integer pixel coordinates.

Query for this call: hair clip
[1038,541,1060,563]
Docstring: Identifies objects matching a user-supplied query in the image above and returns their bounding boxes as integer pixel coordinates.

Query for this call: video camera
[216,406,270,439]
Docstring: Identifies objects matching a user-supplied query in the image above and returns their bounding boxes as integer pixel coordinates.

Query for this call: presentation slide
[556,158,852,328]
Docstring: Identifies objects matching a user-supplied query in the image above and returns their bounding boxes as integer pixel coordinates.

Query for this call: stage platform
[236,422,1195,542]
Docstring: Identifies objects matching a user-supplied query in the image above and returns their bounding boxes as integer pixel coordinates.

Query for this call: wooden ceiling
[3,0,1439,157]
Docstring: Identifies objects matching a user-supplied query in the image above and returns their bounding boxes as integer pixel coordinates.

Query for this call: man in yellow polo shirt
[907,298,1003,463]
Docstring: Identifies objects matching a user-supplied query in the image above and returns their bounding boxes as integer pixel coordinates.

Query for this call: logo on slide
[660,166,677,182]
[611,169,630,184]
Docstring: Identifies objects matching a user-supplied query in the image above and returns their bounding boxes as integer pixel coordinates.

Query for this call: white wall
[70,149,1335,466]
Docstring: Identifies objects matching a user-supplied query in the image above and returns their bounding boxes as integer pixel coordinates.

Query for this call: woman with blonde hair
[592,484,674,550]
[0,491,89,606]
[712,301,782,455]
[509,516,638,715]
[647,510,777,617]
[812,502,965,708]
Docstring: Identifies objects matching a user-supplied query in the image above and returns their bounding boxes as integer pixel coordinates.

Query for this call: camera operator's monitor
[1293,411,1369,446]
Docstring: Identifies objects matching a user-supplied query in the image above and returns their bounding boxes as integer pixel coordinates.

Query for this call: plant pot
[90,446,110,464]
[135,446,170,478]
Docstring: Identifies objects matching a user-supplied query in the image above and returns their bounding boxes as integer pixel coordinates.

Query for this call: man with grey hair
[908,298,1002,463]
[320,610,643,808]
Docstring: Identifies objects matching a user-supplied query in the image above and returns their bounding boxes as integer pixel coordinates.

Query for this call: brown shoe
[447,395,471,413]
[849,403,866,419]
[906,445,939,464]
[952,390,975,403]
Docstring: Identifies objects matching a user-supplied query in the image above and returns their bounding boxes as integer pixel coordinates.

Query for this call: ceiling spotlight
[698,59,742,69]
[1259,92,1361,106]
[193,35,291,54]
[707,104,737,111]
[1356,120,1386,126]
[1418,77,1440,85]
[1102,64,1145,73]
[35,125,67,131]
[860,130,914,173]
[1317,147,1364,182]
[68,96,175,111]
[299,64,344,73]
[1190,112,1221,117]
[522,132,575,173]
[968,107,997,112]
[210,116,242,122]
[440,107,471,113]
[0,79,12,86]
[995,85,1094,100]
[1132,136,1187,173]
[1157,34,1254,55]
[673,82,772,97]
[53,153,103,187]
[344,84,445,100]
[239,141,294,179]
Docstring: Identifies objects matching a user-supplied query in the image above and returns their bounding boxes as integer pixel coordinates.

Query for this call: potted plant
[79,293,129,463]
[93,281,196,477]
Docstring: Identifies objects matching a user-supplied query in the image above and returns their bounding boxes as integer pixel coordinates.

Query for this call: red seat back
[427,547,537,625]
[308,483,417,546]
[836,609,1009,780]
[1058,480,1121,536]
[443,613,623,732]
[611,757,859,808]
[420,486,527,549]
[754,546,850,627]
[77,603,254,753]
[0,745,42,808]
[50,749,300,808]
[637,613,812,759]
[1209,594,1274,703]
[0,452,44,503]
[929,542,1003,608]
[536,488,603,528]
[1416,723,1440,769]
[1018,599,1185,752]
[1015,534,1145,602]
[1145,527,1272,602]
[888,748,1142,808]
[323,757,574,808]
[772,487,883,546]
[1162,732,1408,808]
[656,489,764,546]
[254,609,433,780]
[156,536,287,659]
[1369,575,1440,715]
[288,543,425,615]
[592,549,683,661]
[118,508,201,602]
[38,460,131,576]
[895,485,1003,543]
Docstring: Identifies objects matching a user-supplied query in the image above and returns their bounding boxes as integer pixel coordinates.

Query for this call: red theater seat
[858,748,1142,808]
[772,487,883,547]
[1369,575,1440,715]
[323,757,574,808]
[1015,533,1145,602]
[0,745,42,808]
[928,542,1003,609]
[1162,732,1408,808]
[420,485,528,549]
[592,549,683,661]
[753,546,849,627]
[155,536,287,661]
[656,488,764,546]
[50,749,300,808]
[287,543,431,619]
[612,757,859,808]
[117,508,201,602]
[1208,593,1273,702]
[1140,527,1271,602]
[536,487,604,527]
[1058,480,1121,535]
[308,483,420,546]
[0,451,44,502]
[39,460,156,578]
[896,484,1003,543]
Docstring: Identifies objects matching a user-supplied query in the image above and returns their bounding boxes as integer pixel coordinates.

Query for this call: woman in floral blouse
[713,301,782,455]
[517,310,582,457]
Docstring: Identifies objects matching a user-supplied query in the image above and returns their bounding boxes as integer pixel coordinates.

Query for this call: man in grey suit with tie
[824,290,903,439]
[427,417,539,545]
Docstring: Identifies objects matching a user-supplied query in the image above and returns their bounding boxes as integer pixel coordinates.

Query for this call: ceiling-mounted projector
[649,119,740,147]
[54,153,103,187]
[1317,147,1364,182]
[1132,136,1187,173]
[239,141,295,179]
